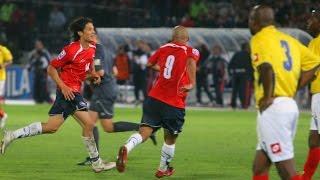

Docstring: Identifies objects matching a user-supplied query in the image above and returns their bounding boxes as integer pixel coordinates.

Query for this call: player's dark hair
[69,17,93,41]
[311,9,320,21]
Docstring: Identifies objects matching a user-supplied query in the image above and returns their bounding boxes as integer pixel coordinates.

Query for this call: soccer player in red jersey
[116,26,200,178]
[0,17,115,172]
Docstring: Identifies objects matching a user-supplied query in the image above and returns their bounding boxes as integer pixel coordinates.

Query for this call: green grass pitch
[0,104,319,179]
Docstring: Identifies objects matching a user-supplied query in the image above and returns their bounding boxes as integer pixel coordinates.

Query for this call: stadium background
[0,0,320,179]
[0,0,317,106]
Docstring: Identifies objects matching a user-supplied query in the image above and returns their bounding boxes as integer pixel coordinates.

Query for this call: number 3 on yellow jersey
[281,40,292,71]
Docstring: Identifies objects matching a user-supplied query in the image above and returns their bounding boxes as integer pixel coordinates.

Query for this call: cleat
[91,158,116,173]
[77,157,92,166]
[155,166,175,178]
[116,146,128,173]
[150,133,157,146]
[1,130,14,154]
[0,113,8,129]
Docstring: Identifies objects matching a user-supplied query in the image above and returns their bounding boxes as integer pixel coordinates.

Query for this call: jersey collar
[171,41,186,46]
[260,25,276,33]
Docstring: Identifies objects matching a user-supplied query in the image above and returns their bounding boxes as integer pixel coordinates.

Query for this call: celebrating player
[115,26,199,178]
[77,31,157,166]
[301,9,320,179]
[0,17,115,172]
[249,5,320,180]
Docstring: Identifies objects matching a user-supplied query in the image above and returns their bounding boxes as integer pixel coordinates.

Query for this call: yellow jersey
[308,35,320,94]
[250,26,320,105]
[0,45,12,81]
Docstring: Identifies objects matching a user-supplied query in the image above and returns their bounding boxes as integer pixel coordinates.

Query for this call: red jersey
[50,41,96,92]
[148,42,200,108]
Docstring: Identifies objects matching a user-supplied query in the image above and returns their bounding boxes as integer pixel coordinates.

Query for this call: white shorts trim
[256,97,299,162]
[310,93,320,134]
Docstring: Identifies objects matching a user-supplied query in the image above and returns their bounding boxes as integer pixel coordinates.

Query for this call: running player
[249,5,320,180]
[0,17,115,172]
[77,32,157,166]
[116,26,200,178]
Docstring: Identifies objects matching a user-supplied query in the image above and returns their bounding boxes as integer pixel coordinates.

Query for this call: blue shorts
[141,97,185,135]
[48,90,88,119]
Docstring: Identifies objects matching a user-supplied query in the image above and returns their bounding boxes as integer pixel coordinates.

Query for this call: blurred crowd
[0,0,319,61]
[0,0,318,107]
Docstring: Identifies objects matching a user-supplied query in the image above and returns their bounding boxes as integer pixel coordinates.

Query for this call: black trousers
[213,76,224,105]
[33,70,50,103]
[133,71,147,101]
[230,74,252,109]
[196,74,214,103]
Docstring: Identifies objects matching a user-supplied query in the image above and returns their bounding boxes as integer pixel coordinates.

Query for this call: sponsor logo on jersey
[270,143,281,154]
[57,50,66,60]
[192,48,200,57]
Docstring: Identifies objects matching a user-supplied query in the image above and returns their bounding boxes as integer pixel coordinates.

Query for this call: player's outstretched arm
[47,65,75,100]
[257,63,275,113]
[298,65,320,89]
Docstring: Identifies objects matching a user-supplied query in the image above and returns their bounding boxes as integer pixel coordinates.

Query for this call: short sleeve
[148,49,161,64]
[0,46,13,62]
[299,42,320,71]
[50,46,72,68]
[250,38,272,68]
[187,48,200,62]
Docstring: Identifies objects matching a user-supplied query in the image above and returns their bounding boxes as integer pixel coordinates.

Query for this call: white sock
[82,136,99,162]
[125,133,143,153]
[12,122,42,139]
[159,143,175,171]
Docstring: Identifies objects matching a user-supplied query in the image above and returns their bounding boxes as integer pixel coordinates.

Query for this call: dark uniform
[89,43,118,119]
[132,48,148,102]
[228,46,253,109]
[208,54,226,106]
[28,49,51,103]
[196,44,214,104]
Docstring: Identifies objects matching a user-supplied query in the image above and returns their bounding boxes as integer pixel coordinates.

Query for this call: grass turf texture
[0,104,319,180]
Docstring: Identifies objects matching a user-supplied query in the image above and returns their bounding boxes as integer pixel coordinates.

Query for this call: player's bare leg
[73,111,115,172]
[1,115,64,154]
[0,96,8,129]
[99,116,157,145]
[75,112,100,166]
[116,125,153,172]
[155,129,177,178]
[74,113,101,165]
[252,150,272,179]
[302,130,320,179]
[274,159,300,180]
